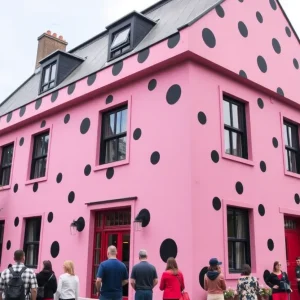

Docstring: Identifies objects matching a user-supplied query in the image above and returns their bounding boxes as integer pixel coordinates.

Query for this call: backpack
[5,267,27,300]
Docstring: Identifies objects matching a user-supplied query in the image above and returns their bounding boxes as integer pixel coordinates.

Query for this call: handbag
[37,274,53,299]
[175,274,190,300]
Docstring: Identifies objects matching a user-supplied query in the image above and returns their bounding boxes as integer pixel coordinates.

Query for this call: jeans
[99,296,122,300]
[135,290,153,300]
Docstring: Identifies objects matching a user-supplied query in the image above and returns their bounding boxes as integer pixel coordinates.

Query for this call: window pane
[287,150,298,173]
[42,85,48,92]
[108,234,118,248]
[34,134,49,158]
[105,139,117,163]
[33,158,47,178]
[49,82,55,88]
[232,132,243,157]
[224,129,231,154]
[232,104,242,129]
[291,126,298,149]
[43,67,50,84]
[26,219,41,242]
[284,124,288,146]
[111,28,130,49]
[116,109,127,134]
[227,210,235,238]
[104,113,115,138]
[235,242,247,270]
[2,145,13,166]
[50,64,56,81]
[236,211,248,239]
[94,250,100,265]
[223,100,231,126]
[228,241,234,269]
[1,168,11,186]
[118,137,126,161]
[25,244,39,267]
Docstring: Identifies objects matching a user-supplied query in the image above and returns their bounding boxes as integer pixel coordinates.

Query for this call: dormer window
[41,62,57,93]
[110,27,131,59]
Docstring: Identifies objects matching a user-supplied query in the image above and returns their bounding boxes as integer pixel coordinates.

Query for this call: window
[223,96,248,159]
[283,121,300,173]
[41,62,57,93]
[0,144,14,186]
[30,131,49,179]
[100,106,127,164]
[23,217,41,268]
[110,27,131,59]
[0,221,5,264]
[227,207,251,273]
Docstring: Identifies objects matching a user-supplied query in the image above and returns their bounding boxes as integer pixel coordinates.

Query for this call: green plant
[224,288,236,299]
[259,285,272,297]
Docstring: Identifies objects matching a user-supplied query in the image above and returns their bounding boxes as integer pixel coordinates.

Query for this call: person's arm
[159,273,165,291]
[55,275,63,300]
[153,267,158,288]
[180,273,185,291]
[220,274,226,291]
[122,264,129,286]
[0,271,6,300]
[52,275,58,293]
[75,277,79,300]
[95,264,104,295]
[130,266,136,290]
[204,275,208,291]
[30,272,38,300]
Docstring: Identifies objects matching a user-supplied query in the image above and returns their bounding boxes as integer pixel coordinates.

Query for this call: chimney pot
[46,30,51,35]
[52,33,57,38]
[59,35,63,40]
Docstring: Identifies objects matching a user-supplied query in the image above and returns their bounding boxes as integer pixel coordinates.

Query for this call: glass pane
[96,213,102,228]
[236,211,247,239]
[103,113,115,138]
[111,28,130,49]
[50,64,56,81]
[235,242,246,270]
[42,85,48,92]
[34,134,49,158]
[104,139,117,163]
[224,129,231,154]
[26,219,41,242]
[287,150,298,173]
[49,82,55,88]
[33,158,47,178]
[2,145,13,166]
[118,137,126,161]
[223,100,231,126]
[232,104,242,129]
[227,210,235,238]
[1,168,11,186]
[122,233,130,297]
[108,234,118,248]
[95,233,101,248]
[116,109,127,134]
[284,124,288,146]
[232,132,243,157]
[285,149,289,171]
[228,241,234,269]
[291,126,298,148]
[43,67,50,84]
[94,250,100,265]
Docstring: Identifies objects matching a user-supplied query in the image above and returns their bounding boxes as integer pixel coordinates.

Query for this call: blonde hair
[64,260,75,276]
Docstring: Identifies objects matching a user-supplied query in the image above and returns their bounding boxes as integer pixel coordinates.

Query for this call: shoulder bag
[176,274,190,300]
[37,274,53,299]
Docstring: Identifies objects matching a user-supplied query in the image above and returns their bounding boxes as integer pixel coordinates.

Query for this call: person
[130,250,158,300]
[0,250,38,300]
[204,258,226,300]
[267,261,291,300]
[96,246,128,300]
[55,261,79,300]
[237,264,259,300]
[159,257,185,300]
[296,257,300,293]
[36,260,57,300]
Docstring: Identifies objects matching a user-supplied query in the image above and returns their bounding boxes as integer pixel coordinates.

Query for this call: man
[296,257,300,293]
[96,246,128,300]
[130,250,158,300]
[0,250,37,300]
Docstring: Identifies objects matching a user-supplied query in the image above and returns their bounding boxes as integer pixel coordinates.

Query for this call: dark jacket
[36,271,57,299]
[296,266,300,279]
[267,272,290,294]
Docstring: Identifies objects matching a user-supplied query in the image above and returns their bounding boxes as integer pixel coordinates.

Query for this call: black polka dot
[84,164,91,176]
[67,83,76,95]
[269,0,277,10]
[56,173,63,183]
[68,191,75,203]
[236,182,243,195]
[239,70,247,78]
[13,184,18,193]
[212,197,221,211]
[258,204,265,216]
[211,150,219,163]
[295,193,300,204]
[256,11,263,23]
[133,128,142,140]
[40,120,46,128]
[19,137,24,147]
[150,152,160,165]
[285,26,292,37]
[272,38,281,54]
[277,87,284,97]
[148,79,157,91]
[112,60,123,76]
[6,240,11,250]
[106,168,114,179]
[48,212,53,223]
[35,98,42,110]
[160,238,178,262]
[267,239,274,251]
[293,58,299,70]
[19,106,26,117]
[272,137,278,148]
[76,217,85,232]
[50,241,60,258]
[166,84,181,105]
[64,114,70,124]
[198,112,207,125]
[14,217,19,227]
[257,56,267,73]
[6,112,12,123]
[257,98,264,109]
[238,21,248,38]
[51,91,58,102]
[260,161,267,172]
[263,270,270,285]
[202,28,216,48]
[137,48,150,63]
[87,73,97,86]
[199,267,209,289]
[80,118,90,134]
[168,33,180,49]
[106,95,113,105]
[33,183,38,192]
[215,5,225,18]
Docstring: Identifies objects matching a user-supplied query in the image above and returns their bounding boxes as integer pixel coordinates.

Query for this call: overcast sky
[0,0,299,103]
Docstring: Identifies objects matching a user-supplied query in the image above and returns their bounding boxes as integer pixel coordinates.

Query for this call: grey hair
[108,245,117,255]
[139,249,148,259]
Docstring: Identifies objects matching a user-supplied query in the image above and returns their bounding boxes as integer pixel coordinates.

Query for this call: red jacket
[159,270,185,299]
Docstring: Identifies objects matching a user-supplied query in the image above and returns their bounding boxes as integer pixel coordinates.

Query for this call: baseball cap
[209,258,222,266]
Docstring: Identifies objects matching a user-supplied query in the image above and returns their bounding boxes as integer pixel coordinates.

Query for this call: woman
[159,257,185,300]
[55,260,79,300]
[237,264,259,300]
[204,258,226,300]
[36,260,57,300]
[267,261,291,300]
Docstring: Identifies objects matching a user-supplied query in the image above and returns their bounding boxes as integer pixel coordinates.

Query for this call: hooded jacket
[204,271,226,295]
[36,270,57,299]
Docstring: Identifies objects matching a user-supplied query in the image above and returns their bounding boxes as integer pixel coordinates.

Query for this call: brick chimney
[35,30,68,69]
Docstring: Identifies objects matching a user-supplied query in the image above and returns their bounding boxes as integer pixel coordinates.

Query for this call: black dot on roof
[35,98,42,110]
[293,58,299,70]
[148,79,157,91]
[212,197,221,211]
[41,120,46,128]
[257,98,264,109]
[106,168,114,180]
[47,212,53,223]
[160,238,177,262]
[260,161,267,172]
[256,11,263,23]
[133,128,142,140]
[106,95,113,105]
[19,106,26,118]
[50,241,60,258]
[6,112,12,123]
[112,60,123,76]
[236,181,243,195]
[211,150,219,163]
[19,137,24,147]
[51,91,59,103]
[14,217,19,227]
[168,33,180,48]
[258,204,265,216]
[151,151,160,165]
[68,191,75,203]
[202,28,216,48]
[56,173,63,183]
[215,5,225,18]
[64,114,70,124]
[67,83,76,95]
[198,112,207,125]
[272,137,279,148]
[87,73,97,86]
[267,239,274,251]
[13,184,18,193]
[33,183,39,192]
[80,118,90,134]
[257,56,268,73]
[239,70,247,78]
[137,48,150,63]
[84,164,92,176]
[199,267,209,289]
[166,84,181,105]
[263,270,270,285]
[277,87,284,97]
[295,193,300,204]
[272,38,281,54]
[238,0,244,2]
[6,240,11,250]
[285,26,292,37]
[269,0,277,10]
[238,21,248,38]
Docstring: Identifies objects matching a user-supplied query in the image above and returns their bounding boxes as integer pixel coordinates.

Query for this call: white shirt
[55,273,79,300]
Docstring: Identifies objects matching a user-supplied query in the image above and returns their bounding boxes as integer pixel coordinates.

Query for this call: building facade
[0,0,300,299]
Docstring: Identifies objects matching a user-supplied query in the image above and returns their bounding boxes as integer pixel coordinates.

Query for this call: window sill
[222,153,254,166]
[94,159,129,172]
[225,272,259,280]
[0,185,11,192]
[284,170,300,179]
[25,177,47,185]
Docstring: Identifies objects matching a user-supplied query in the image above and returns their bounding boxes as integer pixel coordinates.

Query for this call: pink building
[1,0,300,299]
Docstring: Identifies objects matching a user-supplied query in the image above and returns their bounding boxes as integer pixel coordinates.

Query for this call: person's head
[7,264,12,268]
[296,257,300,266]
[208,258,222,272]
[166,257,178,275]
[241,264,251,276]
[273,261,281,272]
[138,250,148,261]
[43,260,53,272]
[14,250,25,263]
[63,260,75,276]
[107,245,117,258]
